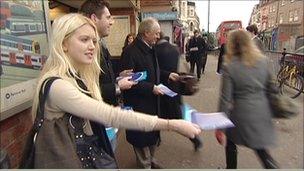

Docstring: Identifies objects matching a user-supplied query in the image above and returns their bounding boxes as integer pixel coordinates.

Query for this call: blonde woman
[30,13,201,168]
[216,30,279,169]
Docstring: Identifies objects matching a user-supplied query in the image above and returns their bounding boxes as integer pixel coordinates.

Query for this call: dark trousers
[226,139,279,169]
[217,54,223,73]
[201,56,207,73]
[190,56,202,79]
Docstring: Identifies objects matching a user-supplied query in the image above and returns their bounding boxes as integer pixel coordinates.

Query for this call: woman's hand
[169,120,201,138]
[215,129,226,146]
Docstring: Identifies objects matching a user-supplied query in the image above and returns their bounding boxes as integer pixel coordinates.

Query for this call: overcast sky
[192,0,259,32]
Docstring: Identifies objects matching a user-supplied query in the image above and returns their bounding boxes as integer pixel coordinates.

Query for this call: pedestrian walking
[120,17,182,169]
[22,13,201,169]
[201,35,208,74]
[216,43,225,75]
[188,30,206,80]
[246,24,265,53]
[216,30,279,169]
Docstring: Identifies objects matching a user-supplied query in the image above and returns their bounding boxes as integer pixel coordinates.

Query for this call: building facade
[249,0,303,52]
[140,0,178,44]
[187,1,200,36]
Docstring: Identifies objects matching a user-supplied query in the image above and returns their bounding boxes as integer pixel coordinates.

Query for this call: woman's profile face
[63,24,97,65]
[128,36,134,44]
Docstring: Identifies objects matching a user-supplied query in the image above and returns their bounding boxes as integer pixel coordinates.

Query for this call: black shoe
[190,137,202,151]
[151,162,163,169]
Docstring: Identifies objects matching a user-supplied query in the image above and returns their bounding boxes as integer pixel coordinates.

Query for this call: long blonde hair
[32,13,101,118]
[224,29,264,67]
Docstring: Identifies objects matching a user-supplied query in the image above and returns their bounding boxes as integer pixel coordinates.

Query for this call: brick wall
[0,108,33,168]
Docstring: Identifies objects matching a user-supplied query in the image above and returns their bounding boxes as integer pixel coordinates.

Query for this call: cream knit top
[44,79,158,134]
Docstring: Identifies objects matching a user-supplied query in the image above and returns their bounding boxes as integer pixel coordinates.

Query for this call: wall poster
[104,15,130,57]
[0,0,50,121]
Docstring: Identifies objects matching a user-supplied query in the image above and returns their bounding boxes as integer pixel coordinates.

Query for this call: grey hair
[138,17,159,36]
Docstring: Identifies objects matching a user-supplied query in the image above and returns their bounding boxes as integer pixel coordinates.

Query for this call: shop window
[294,10,298,21]
[190,9,194,16]
[279,13,284,23]
[289,11,294,22]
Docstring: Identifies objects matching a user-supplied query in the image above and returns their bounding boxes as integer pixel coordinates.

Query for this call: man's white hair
[138,17,159,36]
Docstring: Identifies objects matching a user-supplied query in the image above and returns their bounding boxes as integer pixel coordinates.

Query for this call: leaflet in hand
[131,71,147,82]
[190,47,199,51]
[116,71,147,82]
[157,84,177,97]
[191,112,235,130]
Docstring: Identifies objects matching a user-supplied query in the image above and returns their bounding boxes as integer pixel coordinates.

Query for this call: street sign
[141,12,178,21]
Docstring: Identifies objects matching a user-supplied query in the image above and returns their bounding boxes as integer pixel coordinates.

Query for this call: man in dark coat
[217,43,226,75]
[201,35,209,74]
[246,24,265,53]
[156,34,181,119]
[188,30,207,80]
[120,18,179,169]
[155,33,202,151]
[79,0,136,155]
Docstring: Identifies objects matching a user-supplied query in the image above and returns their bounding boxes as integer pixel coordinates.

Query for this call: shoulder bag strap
[33,77,61,132]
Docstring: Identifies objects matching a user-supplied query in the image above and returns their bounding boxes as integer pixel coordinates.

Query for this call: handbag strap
[32,76,100,138]
[33,77,61,132]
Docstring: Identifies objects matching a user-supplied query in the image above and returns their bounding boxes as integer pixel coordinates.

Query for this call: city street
[114,54,304,169]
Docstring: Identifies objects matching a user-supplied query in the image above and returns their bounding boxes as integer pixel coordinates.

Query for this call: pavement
[114,54,303,169]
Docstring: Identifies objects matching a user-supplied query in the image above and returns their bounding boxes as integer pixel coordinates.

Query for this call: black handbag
[20,77,118,169]
[69,115,118,169]
[177,73,199,95]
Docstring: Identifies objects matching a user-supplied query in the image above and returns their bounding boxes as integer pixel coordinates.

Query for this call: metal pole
[207,0,210,33]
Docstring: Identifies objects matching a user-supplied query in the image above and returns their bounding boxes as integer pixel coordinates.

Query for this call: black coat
[120,37,170,148]
[155,40,182,119]
[188,36,207,59]
[90,45,117,158]
[99,46,118,106]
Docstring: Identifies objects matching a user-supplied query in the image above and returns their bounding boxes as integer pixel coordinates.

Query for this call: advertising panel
[0,0,50,120]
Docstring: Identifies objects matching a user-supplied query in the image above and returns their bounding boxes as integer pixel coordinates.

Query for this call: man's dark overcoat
[155,39,182,119]
[120,36,170,148]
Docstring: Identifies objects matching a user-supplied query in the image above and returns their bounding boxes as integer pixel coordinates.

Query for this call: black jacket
[188,36,207,59]
[120,37,170,147]
[155,39,182,119]
[99,45,118,106]
[89,45,118,158]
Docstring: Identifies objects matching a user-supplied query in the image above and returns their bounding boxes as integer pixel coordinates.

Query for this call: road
[114,54,303,169]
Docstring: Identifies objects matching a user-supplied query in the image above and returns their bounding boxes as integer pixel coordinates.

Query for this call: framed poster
[0,0,51,121]
[104,15,130,57]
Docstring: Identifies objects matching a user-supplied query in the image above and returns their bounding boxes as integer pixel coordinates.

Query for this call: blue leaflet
[130,71,147,82]
[181,104,235,130]
[106,127,118,141]
[116,71,147,82]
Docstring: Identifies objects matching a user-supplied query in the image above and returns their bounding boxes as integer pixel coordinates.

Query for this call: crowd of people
[21,0,283,169]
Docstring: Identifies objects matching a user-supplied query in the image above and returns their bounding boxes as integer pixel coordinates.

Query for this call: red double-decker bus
[216,20,242,45]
